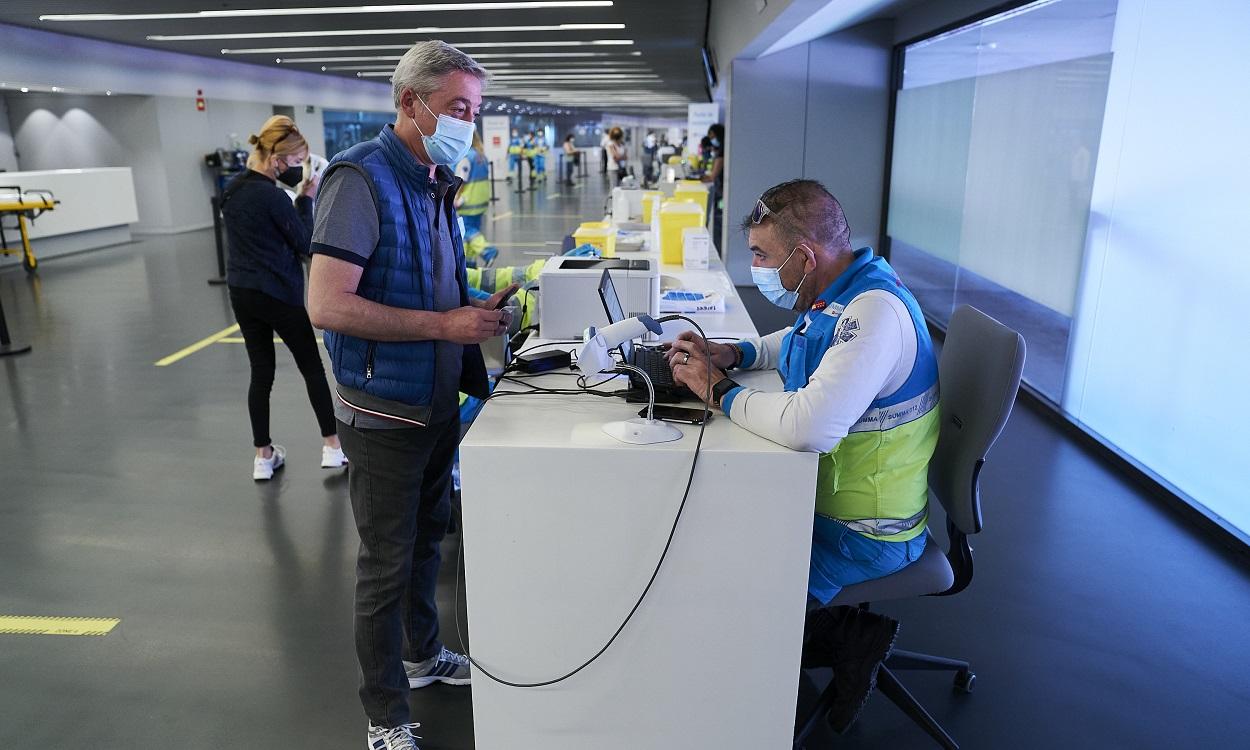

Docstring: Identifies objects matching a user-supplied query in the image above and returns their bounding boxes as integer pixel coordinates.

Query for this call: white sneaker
[252,444,286,481]
[404,647,471,688]
[321,445,348,468]
[366,722,421,750]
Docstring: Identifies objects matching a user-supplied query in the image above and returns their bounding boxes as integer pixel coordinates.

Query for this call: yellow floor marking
[218,337,283,344]
[0,615,120,636]
[547,193,563,198]
[154,323,240,366]
[490,211,514,222]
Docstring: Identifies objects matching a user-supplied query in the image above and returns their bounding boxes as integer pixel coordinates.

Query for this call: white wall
[1063,0,1250,530]
[0,22,393,233]
[0,96,17,172]
[158,96,277,233]
[5,93,174,232]
[4,93,320,233]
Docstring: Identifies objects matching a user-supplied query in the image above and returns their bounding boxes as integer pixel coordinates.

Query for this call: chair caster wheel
[954,670,976,693]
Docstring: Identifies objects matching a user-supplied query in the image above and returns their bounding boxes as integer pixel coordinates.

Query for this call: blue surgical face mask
[411,95,474,166]
[751,246,808,310]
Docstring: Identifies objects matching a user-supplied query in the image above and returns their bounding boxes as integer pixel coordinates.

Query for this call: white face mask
[750,246,808,310]
[410,94,474,165]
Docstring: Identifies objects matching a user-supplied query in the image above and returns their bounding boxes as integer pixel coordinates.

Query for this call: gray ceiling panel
[0,1,709,113]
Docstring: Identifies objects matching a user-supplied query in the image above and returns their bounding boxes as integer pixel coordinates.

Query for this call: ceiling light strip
[148,23,624,42]
[277,52,640,63]
[43,2,613,22]
[326,64,650,72]
[221,40,634,54]
[358,72,660,80]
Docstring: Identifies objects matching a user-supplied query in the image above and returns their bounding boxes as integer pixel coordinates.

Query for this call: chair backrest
[929,305,1026,536]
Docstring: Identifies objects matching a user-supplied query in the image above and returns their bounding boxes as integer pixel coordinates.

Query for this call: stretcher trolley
[0,186,59,274]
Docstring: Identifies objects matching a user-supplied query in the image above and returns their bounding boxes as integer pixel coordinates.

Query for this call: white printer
[538,257,659,340]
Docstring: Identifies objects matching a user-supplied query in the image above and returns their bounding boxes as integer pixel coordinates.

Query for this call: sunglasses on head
[750,197,778,225]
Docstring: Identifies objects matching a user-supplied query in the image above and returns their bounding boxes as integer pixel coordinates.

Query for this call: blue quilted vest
[322,125,487,418]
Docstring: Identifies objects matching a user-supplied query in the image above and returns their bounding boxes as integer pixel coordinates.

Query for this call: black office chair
[794,305,1027,749]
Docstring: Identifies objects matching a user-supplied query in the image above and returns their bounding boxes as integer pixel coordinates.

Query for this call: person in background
[642,131,658,185]
[562,134,578,186]
[531,132,547,182]
[599,128,611,174]
[521,131,538,182]
[702,123,725,247]
[306,40,516,750]
[608,126,628,183]
[220,114,345,481]
[454,130,497,267]
[665,179,938,736]
[506,128,521,181]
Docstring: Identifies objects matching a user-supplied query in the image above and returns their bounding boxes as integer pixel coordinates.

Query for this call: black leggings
[228,286,337,448]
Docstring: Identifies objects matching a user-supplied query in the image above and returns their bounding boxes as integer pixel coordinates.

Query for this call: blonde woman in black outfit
[221,115,345,480]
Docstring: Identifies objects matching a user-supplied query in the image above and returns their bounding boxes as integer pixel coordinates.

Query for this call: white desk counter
[0,168,139,266]
[461,361,817,749]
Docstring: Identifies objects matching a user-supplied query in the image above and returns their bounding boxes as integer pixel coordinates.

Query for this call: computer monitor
[597,269,633,362]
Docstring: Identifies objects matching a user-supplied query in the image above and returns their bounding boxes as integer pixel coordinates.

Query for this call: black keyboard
[632,346,678,388]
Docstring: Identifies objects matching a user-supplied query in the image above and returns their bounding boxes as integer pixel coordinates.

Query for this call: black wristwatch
[711,377,741,409]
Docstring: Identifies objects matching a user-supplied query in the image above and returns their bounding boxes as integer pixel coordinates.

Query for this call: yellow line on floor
[547,193,563,198]
[490,211,514,222]
[0,615,120,636]
[154,323,240,366]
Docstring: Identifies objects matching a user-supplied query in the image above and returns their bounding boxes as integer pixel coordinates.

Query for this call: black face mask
[276,165,303,187]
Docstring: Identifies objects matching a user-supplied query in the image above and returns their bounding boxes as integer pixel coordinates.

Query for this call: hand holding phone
[490,282,522,310]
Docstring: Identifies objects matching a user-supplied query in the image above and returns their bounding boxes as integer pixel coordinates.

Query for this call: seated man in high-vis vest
[666,178,939,735]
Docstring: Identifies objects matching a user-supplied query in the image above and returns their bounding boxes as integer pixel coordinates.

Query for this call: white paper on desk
[658,290,725,314]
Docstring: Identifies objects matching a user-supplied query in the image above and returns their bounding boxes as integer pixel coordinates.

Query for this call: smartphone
[493,284,521,310]
[639,405,712,424]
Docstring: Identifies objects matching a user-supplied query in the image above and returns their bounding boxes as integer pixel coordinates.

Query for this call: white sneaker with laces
[321,445,348,468]
[404,647,472,688]
[252,444,286,481]
[366,722,421,750]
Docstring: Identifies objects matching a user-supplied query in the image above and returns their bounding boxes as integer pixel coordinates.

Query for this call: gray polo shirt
[312,166,463,428]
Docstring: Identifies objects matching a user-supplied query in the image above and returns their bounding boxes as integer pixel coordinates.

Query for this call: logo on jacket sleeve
[834,315,860,345]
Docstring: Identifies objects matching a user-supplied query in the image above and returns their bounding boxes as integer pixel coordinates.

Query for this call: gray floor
[2,172,1249,749]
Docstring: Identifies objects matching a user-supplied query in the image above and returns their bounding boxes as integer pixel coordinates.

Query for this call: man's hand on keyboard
[664,331,736,371]
[669,343,725,406]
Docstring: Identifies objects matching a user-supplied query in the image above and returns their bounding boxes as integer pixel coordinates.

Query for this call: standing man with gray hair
[308,40,517,750]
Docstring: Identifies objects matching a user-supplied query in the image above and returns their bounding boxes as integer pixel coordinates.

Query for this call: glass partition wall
[884,0,1250,542]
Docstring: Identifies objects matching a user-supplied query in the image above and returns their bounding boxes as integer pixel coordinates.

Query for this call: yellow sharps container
[641,190,664,224]
[659,200,705,265]
[572,221,617,258]
[673,181,709,220]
